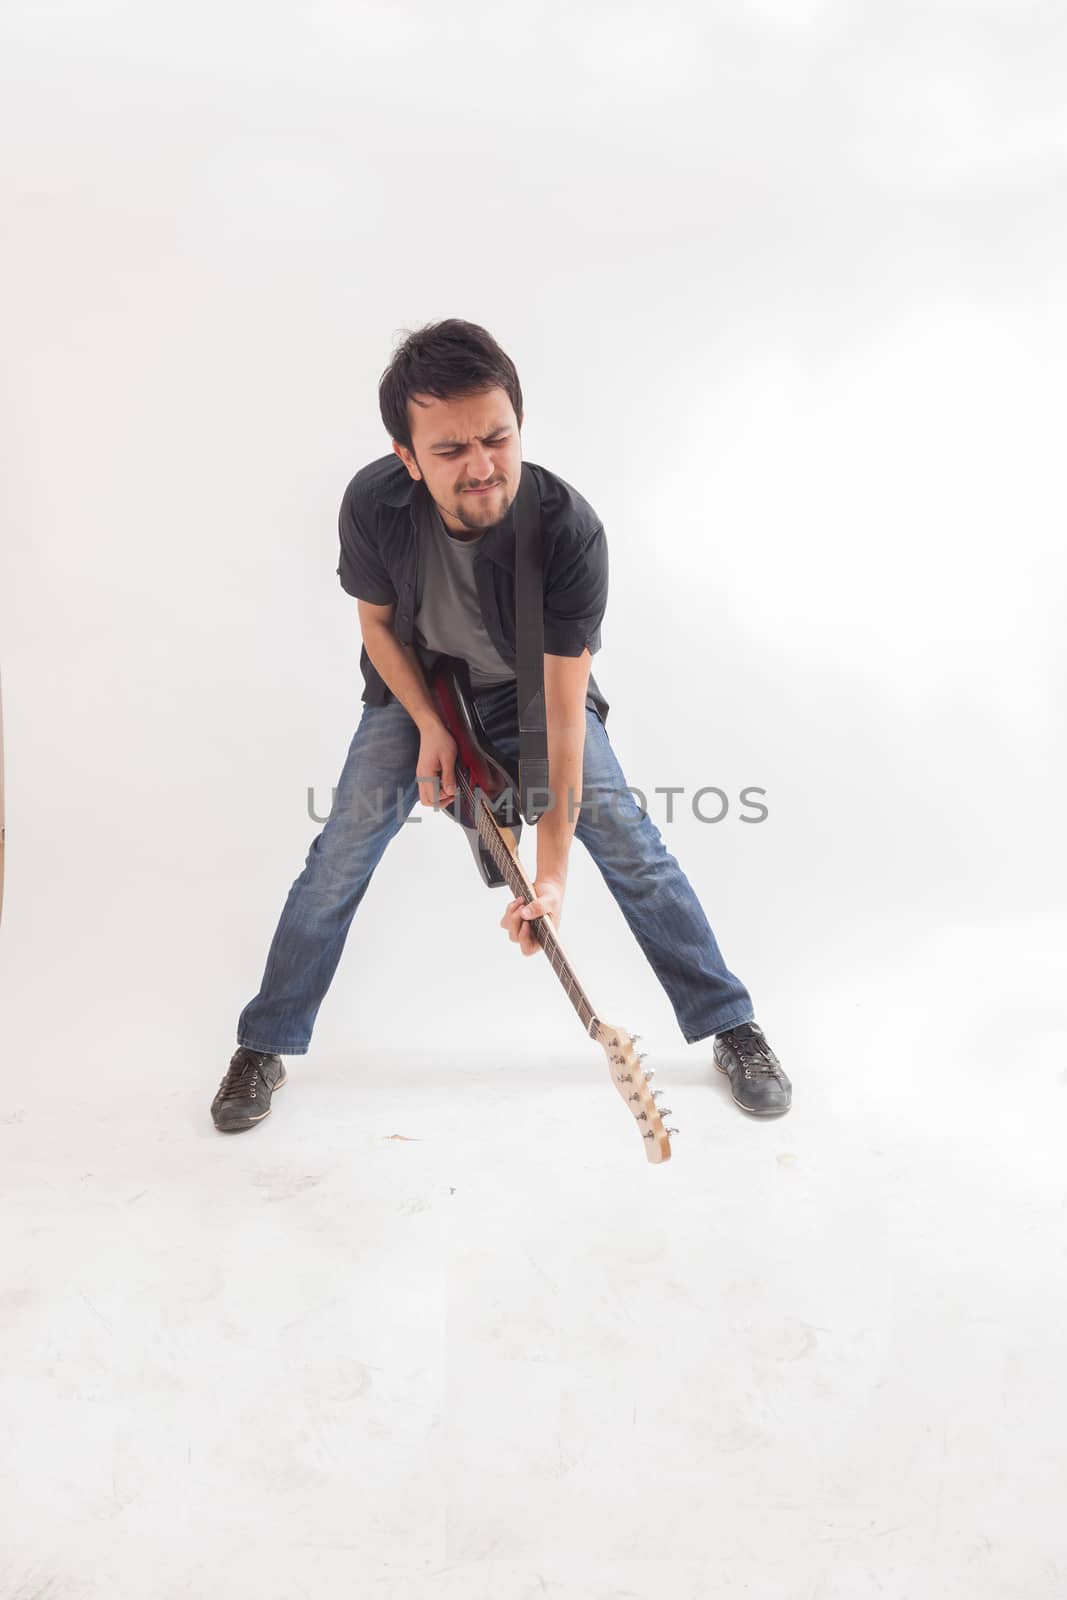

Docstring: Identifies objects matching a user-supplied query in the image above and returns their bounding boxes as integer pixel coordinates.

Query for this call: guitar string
[456,766,574,981]
[454,763,599,1035]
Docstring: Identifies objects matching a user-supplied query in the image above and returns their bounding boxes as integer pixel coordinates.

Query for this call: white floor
[2,909,1064,1600]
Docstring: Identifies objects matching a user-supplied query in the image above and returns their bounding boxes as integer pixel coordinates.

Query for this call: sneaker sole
[714,1056,791,1115]
[212,1067,287,1133]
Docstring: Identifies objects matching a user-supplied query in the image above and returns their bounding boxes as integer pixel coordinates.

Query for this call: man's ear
[392,439,421,481]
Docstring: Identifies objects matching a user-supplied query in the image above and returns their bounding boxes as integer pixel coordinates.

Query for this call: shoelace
[723,1026,783,1077]
[219,1056,265,1100]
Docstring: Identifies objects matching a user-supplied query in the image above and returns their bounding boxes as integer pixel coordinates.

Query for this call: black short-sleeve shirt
[337,453,610,724]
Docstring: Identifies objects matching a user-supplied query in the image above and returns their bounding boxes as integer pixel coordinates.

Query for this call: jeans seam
[237,1038,309,1056]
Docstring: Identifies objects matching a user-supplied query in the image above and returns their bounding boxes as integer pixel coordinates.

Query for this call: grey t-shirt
[413,485,517,691]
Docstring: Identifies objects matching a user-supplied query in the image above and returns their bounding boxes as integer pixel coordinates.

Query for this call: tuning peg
[666,1126,680,1136]
[643,1067,656,1080]
[628,1033,642,1044]
[651,1088,664,1100]
[635,1051,648,1063]
[657,1108,673,1119]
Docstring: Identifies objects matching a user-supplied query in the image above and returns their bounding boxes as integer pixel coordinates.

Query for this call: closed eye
[437,434,509,457]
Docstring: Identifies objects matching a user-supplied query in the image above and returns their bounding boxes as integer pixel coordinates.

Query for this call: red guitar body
[425,654,526,887]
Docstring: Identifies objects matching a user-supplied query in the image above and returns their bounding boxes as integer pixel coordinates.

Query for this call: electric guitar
[426,654,677,1165]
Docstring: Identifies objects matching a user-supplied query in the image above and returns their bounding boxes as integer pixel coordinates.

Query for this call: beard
[409,444,518,539]
[447,476,514,535]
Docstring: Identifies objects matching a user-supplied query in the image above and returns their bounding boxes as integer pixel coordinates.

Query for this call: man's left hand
[500,878,565,957]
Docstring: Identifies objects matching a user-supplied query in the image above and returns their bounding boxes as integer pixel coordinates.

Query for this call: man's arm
[356,599,439,730]
[536,646,594,884]
[501,499,607,958]
[357,599,457,808]
[501,647,593,956]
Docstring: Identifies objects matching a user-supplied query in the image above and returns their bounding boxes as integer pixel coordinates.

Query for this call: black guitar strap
[512,463,550,823]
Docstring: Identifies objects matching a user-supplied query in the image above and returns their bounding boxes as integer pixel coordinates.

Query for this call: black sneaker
[211,1046,287,1133]
[713,1021,791,1115]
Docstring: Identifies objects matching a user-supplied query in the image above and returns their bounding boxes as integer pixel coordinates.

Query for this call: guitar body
[426,656,525,886]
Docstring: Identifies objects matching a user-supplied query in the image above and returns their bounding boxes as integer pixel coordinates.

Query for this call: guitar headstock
[596,1021,677,1164]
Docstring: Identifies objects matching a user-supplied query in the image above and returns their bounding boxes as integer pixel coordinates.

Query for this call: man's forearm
[536,730,585,885]
[361,620,442,732]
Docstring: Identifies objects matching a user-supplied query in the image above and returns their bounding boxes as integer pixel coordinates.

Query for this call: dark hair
[378,318,524,452]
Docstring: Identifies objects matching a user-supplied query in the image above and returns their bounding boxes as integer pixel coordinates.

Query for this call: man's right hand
[416,719,458,809]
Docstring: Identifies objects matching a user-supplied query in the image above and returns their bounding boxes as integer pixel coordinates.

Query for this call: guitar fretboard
[456,766,600,1037]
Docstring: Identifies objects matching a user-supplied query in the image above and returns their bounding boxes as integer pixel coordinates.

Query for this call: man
[210,320,791,1132]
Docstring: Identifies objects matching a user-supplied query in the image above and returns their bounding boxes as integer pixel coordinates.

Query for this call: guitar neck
[456,767,601,1038]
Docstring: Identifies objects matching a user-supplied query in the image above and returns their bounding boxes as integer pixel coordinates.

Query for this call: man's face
[392,386,522,538]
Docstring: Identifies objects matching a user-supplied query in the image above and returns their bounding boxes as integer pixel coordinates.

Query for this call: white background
[2,3,1065,1597]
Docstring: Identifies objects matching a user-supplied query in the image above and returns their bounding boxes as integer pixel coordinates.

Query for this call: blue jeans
[237,683,754,1053]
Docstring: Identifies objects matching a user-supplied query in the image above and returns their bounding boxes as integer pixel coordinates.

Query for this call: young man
[210,320,791,1132]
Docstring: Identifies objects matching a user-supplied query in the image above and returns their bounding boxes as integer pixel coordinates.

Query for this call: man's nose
[468,443,494,481]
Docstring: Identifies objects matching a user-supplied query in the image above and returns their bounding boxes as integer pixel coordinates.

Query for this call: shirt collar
[380,470,418,508]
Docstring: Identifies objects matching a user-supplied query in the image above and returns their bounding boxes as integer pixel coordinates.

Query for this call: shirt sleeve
[336,481,397,605]
[542,521,609,657]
